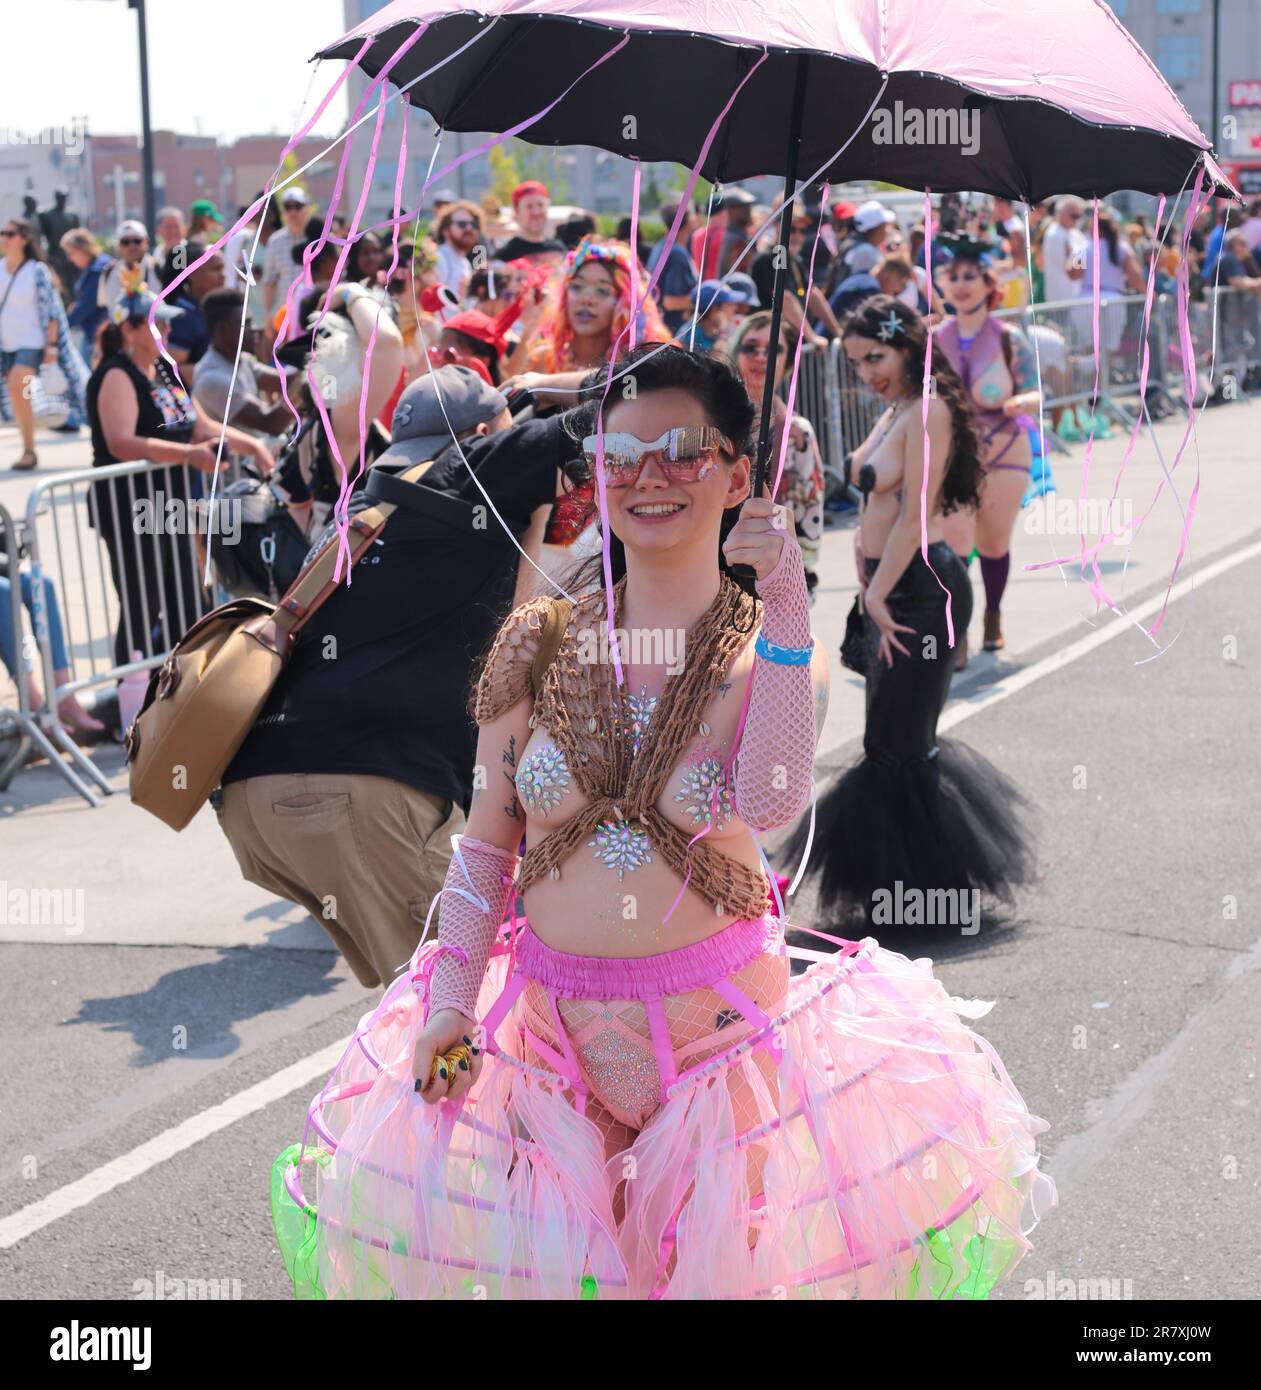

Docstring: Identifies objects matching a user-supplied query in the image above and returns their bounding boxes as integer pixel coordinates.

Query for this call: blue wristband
[755,633,814,665]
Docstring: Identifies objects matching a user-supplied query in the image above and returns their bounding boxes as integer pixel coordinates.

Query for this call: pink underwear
[492,915,790,1131]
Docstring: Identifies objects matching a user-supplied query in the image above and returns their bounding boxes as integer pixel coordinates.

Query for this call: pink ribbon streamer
[920,188,954,647]
[1021,168,1211,642]
[629,159,641,351]
[590,48,771,687]
[1076,198,1103,582]
[770,182,829,502]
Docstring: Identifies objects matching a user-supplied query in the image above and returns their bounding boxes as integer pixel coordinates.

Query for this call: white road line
[0,1040,347,1251]
[940,539,1261,733]
[3,538,1258,1253]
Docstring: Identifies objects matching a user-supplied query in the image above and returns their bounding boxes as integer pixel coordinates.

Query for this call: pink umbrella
[156,2,1237,635]
[318,0,1236,202]
[315,0,1238,518]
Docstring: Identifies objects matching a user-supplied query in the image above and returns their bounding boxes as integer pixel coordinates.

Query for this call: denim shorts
[0,347,43,373]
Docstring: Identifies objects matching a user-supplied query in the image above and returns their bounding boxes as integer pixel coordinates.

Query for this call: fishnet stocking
[513,951,789,1140]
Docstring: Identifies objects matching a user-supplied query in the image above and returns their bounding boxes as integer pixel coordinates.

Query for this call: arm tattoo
[502,734,522,820]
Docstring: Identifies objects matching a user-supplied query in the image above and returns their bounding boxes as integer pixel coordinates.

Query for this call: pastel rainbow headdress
[537,236,666,372]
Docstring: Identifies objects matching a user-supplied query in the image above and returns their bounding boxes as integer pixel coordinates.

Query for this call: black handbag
[207,468,310,601]
[839,595,869,676]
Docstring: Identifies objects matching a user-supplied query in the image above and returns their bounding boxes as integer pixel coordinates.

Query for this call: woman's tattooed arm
[502,734,522,821]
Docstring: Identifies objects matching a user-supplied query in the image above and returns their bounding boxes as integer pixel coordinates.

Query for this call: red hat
[426,342,495,387]
[832,201,858,221]
[443,309,508,355]
[513,180,549,206]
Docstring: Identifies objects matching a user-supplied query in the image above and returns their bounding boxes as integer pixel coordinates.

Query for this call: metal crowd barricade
[1,504,47,791]
[1204,285,1261,394]
[791,341,847,494]
[784,287,1257,489]
[20,458,221,806]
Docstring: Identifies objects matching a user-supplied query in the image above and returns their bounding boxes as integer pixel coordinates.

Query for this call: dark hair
[98,309,148,359]
[840,294,982,515]
[203,287,247,334]
[558,342,759,602]
[347,232,382,282]
[291,216,337,279]
[442,328,500,384]
[557,214,597,250]
[6,217,43,265]
[98,320,125,358]
[613,218,649,264]
[1096,208,1121,267]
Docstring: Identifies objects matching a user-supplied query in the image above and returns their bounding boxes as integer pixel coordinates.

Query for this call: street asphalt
[0,403,1257,1301]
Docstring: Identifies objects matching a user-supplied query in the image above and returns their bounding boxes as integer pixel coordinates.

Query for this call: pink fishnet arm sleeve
[425,834,521,1023]
[732,538,817,833]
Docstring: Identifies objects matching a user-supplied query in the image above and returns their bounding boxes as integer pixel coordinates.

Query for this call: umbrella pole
[752,53,810,503]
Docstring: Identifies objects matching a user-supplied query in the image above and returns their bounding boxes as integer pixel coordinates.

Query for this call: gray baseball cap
[377,364,508,467]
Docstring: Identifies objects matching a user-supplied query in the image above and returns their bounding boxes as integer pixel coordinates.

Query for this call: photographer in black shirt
[215,364,586,988]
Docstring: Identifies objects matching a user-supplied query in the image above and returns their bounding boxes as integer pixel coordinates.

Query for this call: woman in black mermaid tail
[784,296,1034,925]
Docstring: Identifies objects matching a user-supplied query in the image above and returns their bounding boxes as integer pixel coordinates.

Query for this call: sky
[8,0,351,143]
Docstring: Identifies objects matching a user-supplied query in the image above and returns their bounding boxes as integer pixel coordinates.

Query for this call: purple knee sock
[979,552,1010,613]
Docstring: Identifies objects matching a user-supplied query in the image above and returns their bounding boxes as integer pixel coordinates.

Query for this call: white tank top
[0,261,42,353]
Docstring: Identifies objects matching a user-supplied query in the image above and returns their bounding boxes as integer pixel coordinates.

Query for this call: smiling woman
[515,236,668,375]
[271,341,1055,1301]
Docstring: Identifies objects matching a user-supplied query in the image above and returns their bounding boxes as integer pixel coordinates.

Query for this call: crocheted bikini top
[473,573,773,920]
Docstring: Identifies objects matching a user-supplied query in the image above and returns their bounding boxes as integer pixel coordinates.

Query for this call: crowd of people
[4,172,1257,1298]
[4,178,1258,747]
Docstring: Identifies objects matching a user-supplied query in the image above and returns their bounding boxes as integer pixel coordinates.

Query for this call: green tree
[667,163,712,209]
[279,151,316,218]
[488,144,522,206]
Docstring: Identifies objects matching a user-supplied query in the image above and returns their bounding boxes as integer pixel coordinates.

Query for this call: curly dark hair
[841,294,982,515]
[558,342,759,601]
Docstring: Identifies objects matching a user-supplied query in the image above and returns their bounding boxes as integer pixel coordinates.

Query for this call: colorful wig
[528,236,668,372]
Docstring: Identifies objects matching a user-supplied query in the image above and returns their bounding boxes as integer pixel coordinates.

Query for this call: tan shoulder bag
[126,460,435,830]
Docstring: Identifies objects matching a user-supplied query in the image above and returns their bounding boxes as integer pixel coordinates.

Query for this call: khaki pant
[216,773,465,988]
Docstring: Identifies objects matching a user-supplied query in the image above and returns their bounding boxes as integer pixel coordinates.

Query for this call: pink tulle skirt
[272,915,1056,1299]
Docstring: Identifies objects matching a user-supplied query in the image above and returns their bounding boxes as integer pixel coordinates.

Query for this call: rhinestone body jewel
[516,745,570,815]
[613,687,658,756]
[588,818,653,878]
[576,1027,660,1121]
[675,755,734,829]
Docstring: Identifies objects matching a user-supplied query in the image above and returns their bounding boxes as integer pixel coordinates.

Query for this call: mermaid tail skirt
[784,542,1034,920]
[272,915,1056,1299]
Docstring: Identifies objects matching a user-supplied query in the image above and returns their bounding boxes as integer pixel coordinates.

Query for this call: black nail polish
[462,1035,473,1045]
[458,1058,469,1070]
[414,1078,423,1093]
